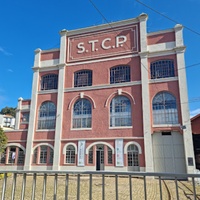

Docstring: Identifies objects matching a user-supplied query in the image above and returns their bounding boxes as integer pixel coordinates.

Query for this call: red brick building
[191,114,200,169]
[2,14,195,173]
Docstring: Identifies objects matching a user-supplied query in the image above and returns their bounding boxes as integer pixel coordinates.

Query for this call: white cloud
[190,108,200,118]
[0,46,12,56]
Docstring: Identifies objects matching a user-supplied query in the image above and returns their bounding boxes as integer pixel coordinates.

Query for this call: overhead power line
[135,0,200,37]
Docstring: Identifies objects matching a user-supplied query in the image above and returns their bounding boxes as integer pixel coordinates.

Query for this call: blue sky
[0,0,200,117]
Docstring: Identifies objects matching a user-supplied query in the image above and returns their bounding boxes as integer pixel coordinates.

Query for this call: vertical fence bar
[129,175,132,200]
[115,175,118,200]
[89,174,92,200]
[175,177,179,200]
[143,176,147,200]
[192,177,197,200]
[102,174,105,200]
[53,173,58,200]
[159,176,163,200]
[31,173,37,200]
[11,173,17,200]
[21,173,27,200]
[1,173,7,200]
[77,174,80,200]
[65,174,69,200]
[42,173,47,200]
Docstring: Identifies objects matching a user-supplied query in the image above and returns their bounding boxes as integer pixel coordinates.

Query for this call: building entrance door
[127,144,139,171]
[96,145,104,171]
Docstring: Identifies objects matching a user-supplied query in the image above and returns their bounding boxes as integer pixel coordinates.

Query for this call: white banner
[78,140,85,166]
[115,139,124,166]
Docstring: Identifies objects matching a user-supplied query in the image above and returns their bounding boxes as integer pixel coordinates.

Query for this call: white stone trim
[149,77,178,83]
[66,53,139,66]
[148,42,175,52]
[140,52,154,172]
[124,141,142,154]
[15,98,23,130]
[38,90,58,95]
[65,81,141,93]
[68,94,96,110]
[109,126,133,129]
[61,137,144,141]
[105,90,135,107]
[53,64,66,171]
[86,141,114,154]
[40,59,59,67]
[62,143,77,154]
[6,143,26,152]
[24,69,40,171]
[32,143,54,154]
[176,41,196,172]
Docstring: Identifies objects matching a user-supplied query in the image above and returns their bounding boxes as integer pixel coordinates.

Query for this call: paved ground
[0,175,200,199]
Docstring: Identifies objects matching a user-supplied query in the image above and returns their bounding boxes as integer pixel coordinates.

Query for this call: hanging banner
[115,139,124,166]
[78,140,85,166]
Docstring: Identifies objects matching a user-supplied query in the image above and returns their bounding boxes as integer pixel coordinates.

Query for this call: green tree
[0,128,7,154]
[0,107,16,117]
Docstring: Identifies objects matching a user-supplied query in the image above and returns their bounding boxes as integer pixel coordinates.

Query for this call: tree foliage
[0,107,16,117]
[0,128,7,154]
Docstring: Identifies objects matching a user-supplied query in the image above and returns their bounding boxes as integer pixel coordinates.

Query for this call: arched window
[66,145,75,164]
[0,146,25,165]
[74,70,92,87]
[152,92,178,124]
[38,101,56,129]
[150,60,175,79]
[41,74,58,90]
[110,96,131,127]
[110,65,130,84]
[73,99,92,128]
[127,144,139,170]
[32,145,54,164]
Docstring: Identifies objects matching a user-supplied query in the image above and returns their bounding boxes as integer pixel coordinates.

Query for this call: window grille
[49,148,54,164]
[41,74,58,90]
[152,92,178,124]
[38,101,56,129]
[40,146,47,164]
[8,147,16,164]
[108,147,113,164]
[110,65,130,84]
[110,96,132,127]
[73,99,92,128]
[0,152,6,164]
[33,149,37,164]
[150,60,175,79]
[17,148,25,164]
[22,112,29,122]
[66,145,75,164]
[88,147,93,164]
[127,144,139,167]
[74,70,92,87]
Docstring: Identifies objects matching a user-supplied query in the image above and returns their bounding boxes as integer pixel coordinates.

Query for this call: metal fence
[1,170,200,200]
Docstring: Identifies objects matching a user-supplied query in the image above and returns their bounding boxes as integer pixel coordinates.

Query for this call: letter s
[77,42,85,53]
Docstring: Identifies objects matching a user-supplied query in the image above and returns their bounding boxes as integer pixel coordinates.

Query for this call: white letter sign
[78,140,85,166]
[115,139,124,166]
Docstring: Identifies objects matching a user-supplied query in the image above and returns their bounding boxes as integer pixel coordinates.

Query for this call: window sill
[36,129,55,132]
[109,126,133,130]
[153,124,180,128]
[71,128,92,131]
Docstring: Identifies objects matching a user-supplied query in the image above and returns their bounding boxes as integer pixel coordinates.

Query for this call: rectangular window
[88,148,93,164]
[74,70,92,87]
[40,146,47,164]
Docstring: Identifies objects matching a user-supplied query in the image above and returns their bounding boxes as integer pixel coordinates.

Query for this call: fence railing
[1,170,200,200]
